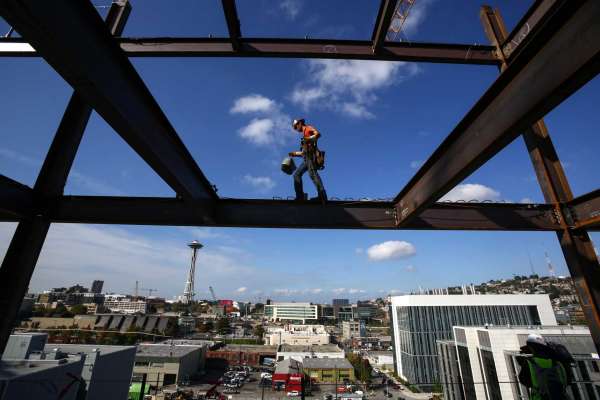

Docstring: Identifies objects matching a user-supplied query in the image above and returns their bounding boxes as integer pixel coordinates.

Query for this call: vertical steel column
[0,1,131,353]
[481,5,600,351]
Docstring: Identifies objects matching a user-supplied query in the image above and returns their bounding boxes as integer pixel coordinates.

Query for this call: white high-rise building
[389,294,556,387]
[264,302,318,323]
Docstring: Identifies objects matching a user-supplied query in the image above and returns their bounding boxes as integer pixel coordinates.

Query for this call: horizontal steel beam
[0,37,500,65]
[393,0,600,226]
[0,175,34,218]
[0,0,217,202]
[39,196,561,231]
[568,189,600,231]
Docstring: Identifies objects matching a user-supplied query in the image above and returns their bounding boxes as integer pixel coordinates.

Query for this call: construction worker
[289,118,327,203]
[517,334,571,400]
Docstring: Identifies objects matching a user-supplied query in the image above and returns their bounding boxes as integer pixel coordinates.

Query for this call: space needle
[182,240,203,304]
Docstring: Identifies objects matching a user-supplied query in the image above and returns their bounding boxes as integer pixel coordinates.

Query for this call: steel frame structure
[0,0,598,354]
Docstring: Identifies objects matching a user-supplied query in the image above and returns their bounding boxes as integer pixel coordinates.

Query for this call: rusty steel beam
[481,4,600,353]
[221,0,242,52]
[43,196,561,231]
[0,0,217,202]
[568,189,600,231]
[501,0,559,60]
[0,175,34,219]
[0,0,132,355]
[393,0,600,226]
[0,37,501,65]
[372,0,397,53]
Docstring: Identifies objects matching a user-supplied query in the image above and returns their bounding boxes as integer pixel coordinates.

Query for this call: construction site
[0,0,599,399]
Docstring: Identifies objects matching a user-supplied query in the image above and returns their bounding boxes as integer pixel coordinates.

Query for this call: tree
[253,324,265,339]
[216,317,231,334]
[347,353,372,382]
[70,304,88,315]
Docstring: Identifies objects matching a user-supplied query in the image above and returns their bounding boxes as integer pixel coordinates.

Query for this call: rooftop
[218,344,278,353]
[135,344,202,361]
[302,358,353,370]
[278,344,342,353]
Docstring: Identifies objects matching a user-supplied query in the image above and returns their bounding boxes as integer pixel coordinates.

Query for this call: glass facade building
[389,294,556,388]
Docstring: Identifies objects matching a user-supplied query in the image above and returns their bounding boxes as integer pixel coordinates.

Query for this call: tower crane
[387,0,417,42]
[209,286,218,303]
[140,288,158,297]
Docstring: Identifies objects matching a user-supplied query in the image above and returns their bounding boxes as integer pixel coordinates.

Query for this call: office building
[91,280,104,294]
[264,302,318,323]
[437,325,598,400]
[342,320,366,340]
[133,343,207,387]
[264,324,330,346]
[318,304,335,320]
[389,294,556,387]
[1,333,135,400]
[353,301,378,321]
[276,344,345,362]
[104,296,148,314]
[334,304,354,321]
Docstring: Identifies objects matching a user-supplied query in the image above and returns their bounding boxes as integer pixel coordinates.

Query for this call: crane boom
[209,286,218,302]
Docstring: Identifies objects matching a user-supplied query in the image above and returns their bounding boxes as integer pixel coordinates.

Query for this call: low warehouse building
[133,343,206,387]
[302,358,355,384]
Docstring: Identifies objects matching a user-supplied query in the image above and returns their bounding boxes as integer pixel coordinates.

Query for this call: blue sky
[1,0,598,302]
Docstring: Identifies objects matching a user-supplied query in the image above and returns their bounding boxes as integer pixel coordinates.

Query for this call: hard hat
[526,333,546,346]
[292,119,305,129]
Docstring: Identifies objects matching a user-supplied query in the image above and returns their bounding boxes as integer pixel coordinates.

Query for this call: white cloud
[230,94,276,114]
[236,287,247,293]
[331,288,346,295]
[367,240,416,261]
[404,265,416,272]
[520,197,534,204]
[273,288,300,296]
[239,118,275,146]
[231,95,294,147]
[440,184,501,202]
[306,288,323,294]
[389,289,403,295]
[348,288,366,294]
[291,60,420,119]
[242,175,276,193]
[279,0,302,20]
[409,160,423,169]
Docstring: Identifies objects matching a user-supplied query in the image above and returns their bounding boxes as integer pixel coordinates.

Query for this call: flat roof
[218,344,278,353]
[278,344,342,353]
[302,358,353,370]
[390,294,551,307]
[44,344,136,356]
[135,344,202,361]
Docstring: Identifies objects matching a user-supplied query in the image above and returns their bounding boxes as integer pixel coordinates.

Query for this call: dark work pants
[294,155,327,200]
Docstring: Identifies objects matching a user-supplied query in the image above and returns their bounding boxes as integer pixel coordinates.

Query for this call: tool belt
[302,139,325,170]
